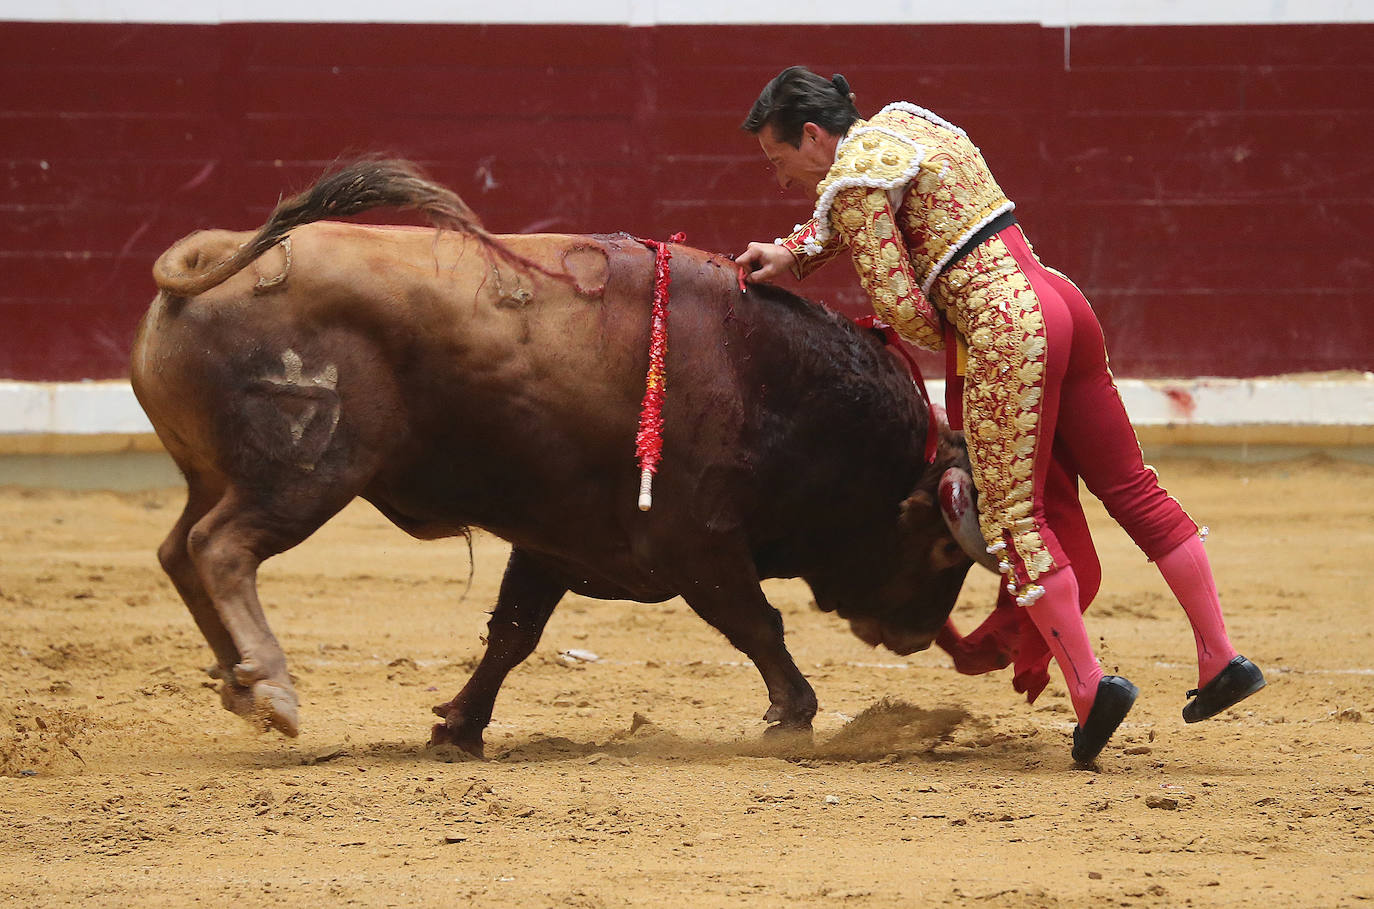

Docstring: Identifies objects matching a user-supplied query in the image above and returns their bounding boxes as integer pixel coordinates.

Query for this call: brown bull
[131,160,995,756]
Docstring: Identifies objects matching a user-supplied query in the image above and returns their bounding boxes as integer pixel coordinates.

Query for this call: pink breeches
[935,225,1198,598]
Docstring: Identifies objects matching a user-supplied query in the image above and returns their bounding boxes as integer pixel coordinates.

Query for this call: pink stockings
[1155,534,1239,688]
[958,225,1240,721]
[1024,568,1102,725]
[1026,534,1239,724]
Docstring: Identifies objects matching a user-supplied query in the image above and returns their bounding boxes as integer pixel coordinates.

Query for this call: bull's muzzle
[847,617,937,655]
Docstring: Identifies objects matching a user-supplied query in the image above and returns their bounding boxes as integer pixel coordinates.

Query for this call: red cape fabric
[938,582,1090,704]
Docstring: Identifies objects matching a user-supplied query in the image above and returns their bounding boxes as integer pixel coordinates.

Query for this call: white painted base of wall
[0,381,154,436]
[3,375,1372,453]
[1111,374,1374,428]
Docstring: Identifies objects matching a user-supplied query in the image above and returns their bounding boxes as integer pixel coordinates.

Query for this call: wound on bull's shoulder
[561,243,610,298]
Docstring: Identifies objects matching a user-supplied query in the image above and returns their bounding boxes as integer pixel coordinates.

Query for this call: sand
[1,455,1372,907]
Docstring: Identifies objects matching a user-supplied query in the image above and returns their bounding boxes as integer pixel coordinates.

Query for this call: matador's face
[758,122,839,197]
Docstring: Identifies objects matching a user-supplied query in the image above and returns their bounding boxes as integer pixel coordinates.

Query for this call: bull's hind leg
[158,473,240,679]
[682,568,817,735]
[431,548,566,757]
[186,486,356,737]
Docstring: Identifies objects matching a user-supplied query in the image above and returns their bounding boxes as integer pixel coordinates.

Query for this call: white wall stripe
[2,0,1371,24]
[2,376,1371,438]
[1,381,155,436]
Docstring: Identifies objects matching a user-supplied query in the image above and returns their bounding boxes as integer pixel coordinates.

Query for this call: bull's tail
[152,158,505,296]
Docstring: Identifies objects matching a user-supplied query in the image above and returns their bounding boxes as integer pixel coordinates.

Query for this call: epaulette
[811,122,942,246]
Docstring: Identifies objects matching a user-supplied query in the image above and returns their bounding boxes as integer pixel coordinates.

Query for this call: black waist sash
[946,209,1018,271]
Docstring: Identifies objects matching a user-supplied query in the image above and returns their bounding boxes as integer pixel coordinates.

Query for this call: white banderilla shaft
[638,467,654,511]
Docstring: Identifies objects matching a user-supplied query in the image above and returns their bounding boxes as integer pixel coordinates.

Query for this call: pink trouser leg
[1023,567,1103,725]
[950,227,1219,719]
[1155,534,1238,688]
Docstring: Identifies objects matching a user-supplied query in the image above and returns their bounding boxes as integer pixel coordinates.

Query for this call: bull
[131,160,1000,756]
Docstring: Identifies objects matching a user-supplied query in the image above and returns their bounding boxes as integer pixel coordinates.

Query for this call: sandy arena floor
[1,455,1372,907]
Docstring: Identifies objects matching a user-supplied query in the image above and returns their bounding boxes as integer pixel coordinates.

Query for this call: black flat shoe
[1071,676,1139,766]
[1183,655,1265,723]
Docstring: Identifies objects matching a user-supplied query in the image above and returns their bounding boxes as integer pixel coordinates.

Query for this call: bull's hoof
[218,680,256,716]
[428,722,485,759]
[763,699,818,729]
[218,679,299,737]
[430,700,488,757]
[762,722,813,741]
[759,722,814,758]
[250,681,300,738]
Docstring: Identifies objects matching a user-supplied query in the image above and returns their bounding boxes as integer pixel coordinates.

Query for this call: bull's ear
[898,490,935,527]
[935,424,969,464]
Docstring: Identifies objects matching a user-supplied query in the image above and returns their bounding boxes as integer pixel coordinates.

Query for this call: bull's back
[131,222,922,577]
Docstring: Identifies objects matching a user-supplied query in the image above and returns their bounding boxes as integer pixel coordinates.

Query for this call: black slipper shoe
[1071,676,1139,766]
[1183,655,1265,723]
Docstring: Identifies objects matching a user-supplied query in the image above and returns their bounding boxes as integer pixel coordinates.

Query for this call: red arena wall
[2,21,1371,381]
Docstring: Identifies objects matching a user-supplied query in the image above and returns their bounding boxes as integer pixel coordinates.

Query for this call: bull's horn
[938,468,998,573]
[930,403,949,430]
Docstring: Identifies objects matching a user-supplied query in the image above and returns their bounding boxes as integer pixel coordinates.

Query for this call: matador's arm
[776,217,849,280]
[827,185,945,352]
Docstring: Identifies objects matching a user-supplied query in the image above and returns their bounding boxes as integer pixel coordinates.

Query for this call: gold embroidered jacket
[777,102,1015,352]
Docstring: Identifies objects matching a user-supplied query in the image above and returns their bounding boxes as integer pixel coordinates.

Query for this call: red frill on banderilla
[633,232,685,511]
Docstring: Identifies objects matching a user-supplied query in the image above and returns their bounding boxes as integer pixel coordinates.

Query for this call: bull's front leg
[682,575,818,735]
[431,548,566,757]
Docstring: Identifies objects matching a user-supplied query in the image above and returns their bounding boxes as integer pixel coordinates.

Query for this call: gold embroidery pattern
[871,107,1013,294]
[815,125,928,210]
[780,103,1012,350]
[832,187,945,351]
[934,235,1055,600]
[777,218,848,279]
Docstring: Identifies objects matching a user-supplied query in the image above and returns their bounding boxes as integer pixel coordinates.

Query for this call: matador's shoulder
[812,107,947,243]
[817,118,923,199]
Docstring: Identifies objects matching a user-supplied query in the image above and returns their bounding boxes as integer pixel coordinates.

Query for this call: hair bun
[831,73,851,96]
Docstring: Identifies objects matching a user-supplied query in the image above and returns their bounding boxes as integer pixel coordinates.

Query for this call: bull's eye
[930,538,967,571]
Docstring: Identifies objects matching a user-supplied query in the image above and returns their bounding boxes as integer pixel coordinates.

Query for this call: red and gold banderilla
[634,232,685,511]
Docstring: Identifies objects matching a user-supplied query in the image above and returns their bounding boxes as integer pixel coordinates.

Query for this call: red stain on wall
[1163,387,1198,420]
[1,22,1371,380]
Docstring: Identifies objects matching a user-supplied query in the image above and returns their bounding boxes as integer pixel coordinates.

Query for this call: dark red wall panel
[1,21,1371,380]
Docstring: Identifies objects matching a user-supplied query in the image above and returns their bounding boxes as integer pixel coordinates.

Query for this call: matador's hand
[735,242,796,284]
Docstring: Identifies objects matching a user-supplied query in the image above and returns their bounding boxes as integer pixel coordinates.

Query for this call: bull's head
[814,415,996,655]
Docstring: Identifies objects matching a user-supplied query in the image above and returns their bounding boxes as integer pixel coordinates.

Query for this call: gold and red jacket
[777,102,1015,352]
